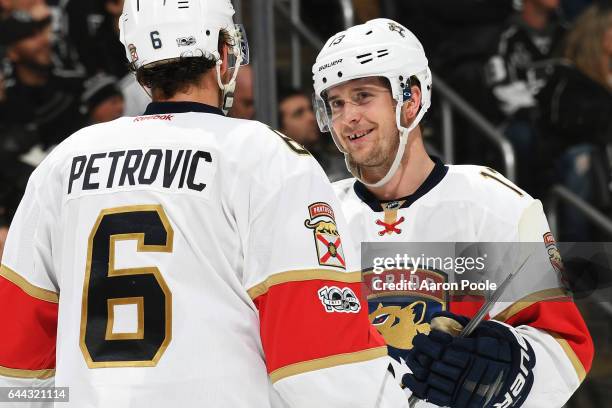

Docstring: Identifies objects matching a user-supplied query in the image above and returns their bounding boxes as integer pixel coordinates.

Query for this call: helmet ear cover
[402,75,420,102]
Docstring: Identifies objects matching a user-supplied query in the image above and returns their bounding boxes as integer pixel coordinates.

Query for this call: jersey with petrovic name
[0,102,407,408]
[333,158,593,407]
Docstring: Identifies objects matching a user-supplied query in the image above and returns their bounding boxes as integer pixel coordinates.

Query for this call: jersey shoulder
[240,121,324,179]
[445,164,536,214]
[28,120,113,181]
[218,121,330,204]
[332,177,357,200]
[331,177,371,222]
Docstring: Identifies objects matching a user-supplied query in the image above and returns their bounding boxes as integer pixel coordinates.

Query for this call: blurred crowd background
[0,0,611,405]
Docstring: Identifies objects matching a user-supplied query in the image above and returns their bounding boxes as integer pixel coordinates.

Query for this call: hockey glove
[402,312,536,408]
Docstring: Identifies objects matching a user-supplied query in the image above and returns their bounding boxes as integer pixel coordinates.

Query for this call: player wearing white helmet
[0,3,409,408]
[120,0,249,114]
[314,18,592,408]
[313,18,432,190]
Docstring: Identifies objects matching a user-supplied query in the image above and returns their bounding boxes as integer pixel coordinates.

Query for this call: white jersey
[0,102,407,408]
[333,158,593,407]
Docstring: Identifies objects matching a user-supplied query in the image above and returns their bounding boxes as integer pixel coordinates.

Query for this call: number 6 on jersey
[80,205,173,368]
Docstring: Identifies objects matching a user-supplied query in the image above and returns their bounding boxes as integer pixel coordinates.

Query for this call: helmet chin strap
[353,127,409,188]
[215,54,243,115]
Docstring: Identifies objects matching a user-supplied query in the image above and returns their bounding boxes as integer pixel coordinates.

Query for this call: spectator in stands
[0,0,83,75]
[278,88,319,148]
[80,73,125,124]
[59,0,126,77]
[44,0,87,76]
[278,88,350,181]
[379,0,517,169]
[0,0,51,41]
[484,0,566,192]
[536,3,612,240]
[485,0,566,120]
[89,0,128,79]
[228,64,254,120]
[64,0,107,75]
[62,0,149,116]
[0,8,84,225]
[0,0,46,18]
[381,0,515,76]
[1,7,84,147]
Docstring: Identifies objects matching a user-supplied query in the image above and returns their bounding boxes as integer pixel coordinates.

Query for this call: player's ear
[400,84,421,128]
[219,43,230,77]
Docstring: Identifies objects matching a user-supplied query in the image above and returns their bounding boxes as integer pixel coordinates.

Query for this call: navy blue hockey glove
[402,312,536,408]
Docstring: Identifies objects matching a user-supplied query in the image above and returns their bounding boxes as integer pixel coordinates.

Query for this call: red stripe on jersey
[503,299,593,374]
[0,276,57,371]
[253,279,385,376]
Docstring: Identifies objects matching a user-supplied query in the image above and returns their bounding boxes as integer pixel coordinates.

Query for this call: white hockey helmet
[312,18,432,187]
[119,0,249,113]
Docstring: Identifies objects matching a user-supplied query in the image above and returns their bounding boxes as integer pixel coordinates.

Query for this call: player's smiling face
[326,77,400,172]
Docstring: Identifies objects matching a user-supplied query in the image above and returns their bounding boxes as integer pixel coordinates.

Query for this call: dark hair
[81,74,122,115]
[277,87,310,128]
[131,30,232,100]
[278,86,307,103]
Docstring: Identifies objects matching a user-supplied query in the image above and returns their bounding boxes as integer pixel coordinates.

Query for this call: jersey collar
[144,101,225,116]
[353,156,449,212]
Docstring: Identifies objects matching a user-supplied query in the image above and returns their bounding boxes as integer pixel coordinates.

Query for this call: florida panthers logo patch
[387,22,406,38]
[363,268,448,370]
[370,301,431,349]
[544,232,564,274]
[544,232,568,290]
[305,202,346,269]
[128,44,139,63]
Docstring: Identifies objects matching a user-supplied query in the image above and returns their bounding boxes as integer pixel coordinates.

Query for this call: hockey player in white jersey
[0,2,409,407]
[312,18,593,407]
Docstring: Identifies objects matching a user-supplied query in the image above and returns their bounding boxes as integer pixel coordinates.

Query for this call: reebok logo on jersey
[133,114,174,122]
[304,202,346,269]
[318,286,361,313]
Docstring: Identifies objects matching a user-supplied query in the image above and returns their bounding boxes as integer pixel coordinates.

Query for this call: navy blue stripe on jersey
[144,101,225,116]
[353,156,449,212]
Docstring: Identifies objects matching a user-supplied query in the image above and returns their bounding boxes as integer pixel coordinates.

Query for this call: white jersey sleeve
[472,171,592,408]
[241,126,407,407]
[0,155,60,405]
[455,167,592,407]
